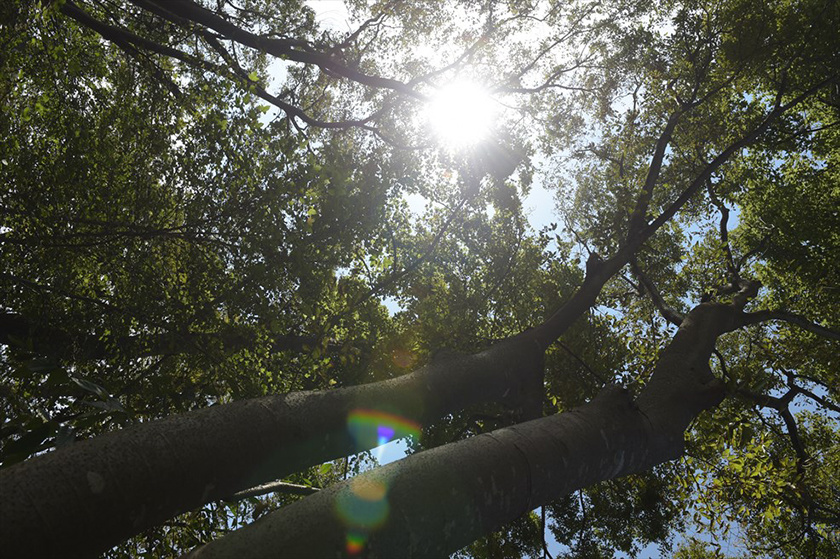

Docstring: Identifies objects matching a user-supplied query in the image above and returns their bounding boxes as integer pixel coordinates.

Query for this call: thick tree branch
[741,310,840,342]
[735,386,794,411]
[187,297,745,558]
[0,335,545,557]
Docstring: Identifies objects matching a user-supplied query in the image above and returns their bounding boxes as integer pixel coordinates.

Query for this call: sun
[426,80,496,149]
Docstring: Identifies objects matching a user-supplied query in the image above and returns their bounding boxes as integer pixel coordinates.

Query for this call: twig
[226,480,319,501]
[555,341,606,385]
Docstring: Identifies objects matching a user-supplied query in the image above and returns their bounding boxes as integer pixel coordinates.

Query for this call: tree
[1,0,838,557]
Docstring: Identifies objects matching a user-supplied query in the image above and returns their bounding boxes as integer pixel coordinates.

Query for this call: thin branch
[555,341,606,385]
[343,197,468,312]
[226,480,320,501]
[793,385,840,415]
[132,0,427,100]
[712,349,729,380]
[62,1,414,134]
[705,180,738,279]
[61,1,206,66]
[626,111,682,240]
[645,73,839,238]
[735,386,809,472]
[779,407,809,467]
[630,260,684,326]
[541,505,554,559]
[735,235,769,272]
[330,1,398,52]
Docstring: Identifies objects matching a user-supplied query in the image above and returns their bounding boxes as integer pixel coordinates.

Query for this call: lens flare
[338,410,421,554]
[391,347,415,368]
[377,425,395,447]
[347,409,421,450]
[337,477,391,555]
[345,531,366,555]
[336,478,390,528]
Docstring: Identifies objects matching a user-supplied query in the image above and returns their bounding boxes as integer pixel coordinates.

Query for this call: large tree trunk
[0,336,543,558]
[186,300,742,558]
[0,249,647,558]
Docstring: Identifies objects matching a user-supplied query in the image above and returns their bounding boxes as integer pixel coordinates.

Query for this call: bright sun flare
[427,80,496,148]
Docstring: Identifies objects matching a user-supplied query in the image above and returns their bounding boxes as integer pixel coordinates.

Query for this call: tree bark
[0,337,543,558]
[0,224,649,558]
[186,300,741,559]
[0,125,765,555]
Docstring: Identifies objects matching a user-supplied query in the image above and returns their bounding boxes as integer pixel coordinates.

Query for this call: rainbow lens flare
[377,425,395,446]
[337,410,421,555]
[347,409,421,450]
[345,531,366,555]
[336,478,389,529]
[336,478,390,555]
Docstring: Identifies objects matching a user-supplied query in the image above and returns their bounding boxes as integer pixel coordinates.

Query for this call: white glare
[427,81,496,148]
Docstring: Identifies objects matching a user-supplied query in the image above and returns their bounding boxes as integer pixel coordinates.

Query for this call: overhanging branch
[741,310,840,342]
[645,73,839,238]
[128,0,427,100]
[187,296,745,558]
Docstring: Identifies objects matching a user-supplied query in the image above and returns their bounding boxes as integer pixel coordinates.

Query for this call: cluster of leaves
[1,0,408,464]
[2,0,838,557]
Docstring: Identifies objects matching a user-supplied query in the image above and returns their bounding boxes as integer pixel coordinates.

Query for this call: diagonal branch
[645,73,839,239]
[525,78,840,350]
[555,341,606,385]
[630,260,685,326]
[705,180,739,280]
[741,310,840,342]
[187,296,740,558]
[626,111,683,240]
[793,385,840,415]
[61,1,388,131]
[61,1,209,66]
[130,0,427,100]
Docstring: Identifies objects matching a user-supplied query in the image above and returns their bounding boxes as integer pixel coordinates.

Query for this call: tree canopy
[1,0,838,557]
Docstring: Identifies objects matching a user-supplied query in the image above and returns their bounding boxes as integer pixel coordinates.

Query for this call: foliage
[1,0,838,557]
